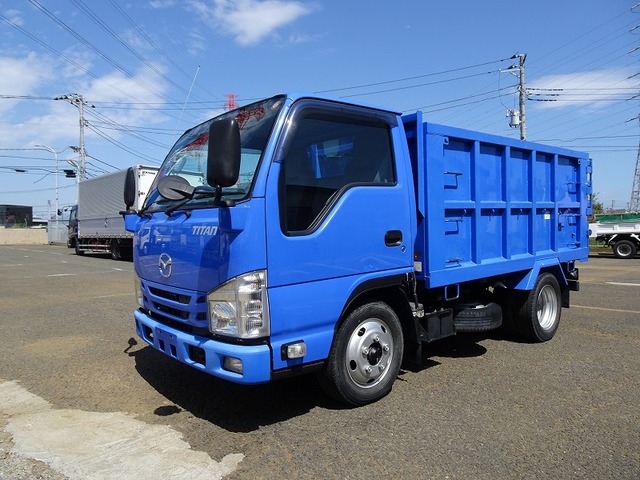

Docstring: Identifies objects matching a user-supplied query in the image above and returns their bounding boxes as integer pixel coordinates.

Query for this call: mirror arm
[211,185,236,207]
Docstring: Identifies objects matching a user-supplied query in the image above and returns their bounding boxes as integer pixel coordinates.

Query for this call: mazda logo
[158,253,172,278]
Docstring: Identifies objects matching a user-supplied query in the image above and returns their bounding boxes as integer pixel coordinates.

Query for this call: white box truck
[589,213,640,259]
[70,165,157,259]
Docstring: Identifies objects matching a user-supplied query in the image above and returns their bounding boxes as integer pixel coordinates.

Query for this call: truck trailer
[123,94,592,405]
[72,165,157,260]
[589,212,640,259]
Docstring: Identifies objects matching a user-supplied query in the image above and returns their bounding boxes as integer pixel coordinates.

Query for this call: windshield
[144,95,285,211]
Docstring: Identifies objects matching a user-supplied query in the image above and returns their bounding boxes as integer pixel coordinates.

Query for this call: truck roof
[282,92,402,116]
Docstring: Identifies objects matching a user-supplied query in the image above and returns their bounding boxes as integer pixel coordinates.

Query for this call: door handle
[385,230,402,247]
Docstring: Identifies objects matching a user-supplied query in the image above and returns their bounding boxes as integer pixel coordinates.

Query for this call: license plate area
[155,327,178,358]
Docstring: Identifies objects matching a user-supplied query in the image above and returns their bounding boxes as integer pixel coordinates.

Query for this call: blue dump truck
[123,93,592,405]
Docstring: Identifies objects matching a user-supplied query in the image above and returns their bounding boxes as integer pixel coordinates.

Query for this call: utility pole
[34,144,59,218]
[630,110,640,212]
[54,94,94,180]
[630,130,640,211]
[629,5,640,211]
[504,53,527,140]
[516,53,527,141]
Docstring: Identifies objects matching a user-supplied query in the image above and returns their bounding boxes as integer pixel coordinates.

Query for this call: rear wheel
[515,273,561,342]
[612,239,637,259]
[319,302,403,406]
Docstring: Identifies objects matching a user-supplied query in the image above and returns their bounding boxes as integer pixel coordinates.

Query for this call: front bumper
[134,309,272,384]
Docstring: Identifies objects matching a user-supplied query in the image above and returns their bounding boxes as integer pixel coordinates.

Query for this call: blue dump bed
[402,112,592,288]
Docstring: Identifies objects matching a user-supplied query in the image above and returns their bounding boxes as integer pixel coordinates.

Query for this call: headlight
[207,270,269,339]
[133,274,143,307]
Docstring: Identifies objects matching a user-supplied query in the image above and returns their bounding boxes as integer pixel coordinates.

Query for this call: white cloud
[189,0,314,46]
[0,54,53,93]
[0,53,54,113]
[288,32,325,45]
[188,28,206,56]
[528,69,636,110]
[149,0,177,8]
[2,8,24,26]
[58,46,95,81]
[87,65,166,104]
[0,51,170,150]
[81,64,170,135]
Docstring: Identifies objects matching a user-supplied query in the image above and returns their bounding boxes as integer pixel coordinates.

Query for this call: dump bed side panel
[405,119,590,288]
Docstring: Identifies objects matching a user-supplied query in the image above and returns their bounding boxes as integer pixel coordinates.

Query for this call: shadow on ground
[127,331,498,432]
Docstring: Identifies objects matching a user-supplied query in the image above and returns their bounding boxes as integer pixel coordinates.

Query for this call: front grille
[141,280,208,327]
[154,302,190,319]
[149,286,191,304]
[146,310,212,338]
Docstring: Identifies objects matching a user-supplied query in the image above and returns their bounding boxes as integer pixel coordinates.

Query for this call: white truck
[590,213,640,259]
[71,165,158,260]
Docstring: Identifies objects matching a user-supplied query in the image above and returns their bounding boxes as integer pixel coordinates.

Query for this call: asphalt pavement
[0,245,638,479]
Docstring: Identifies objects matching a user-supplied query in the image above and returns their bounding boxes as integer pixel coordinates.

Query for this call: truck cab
[125,94,415,403]
[67,204,78,249]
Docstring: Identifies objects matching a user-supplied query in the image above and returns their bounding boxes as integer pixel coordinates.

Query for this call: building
[0,205,33,227]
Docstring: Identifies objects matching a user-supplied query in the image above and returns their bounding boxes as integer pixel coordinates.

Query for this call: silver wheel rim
[537,284,559,331]
[617,244,632,256]
[345,318,394,389]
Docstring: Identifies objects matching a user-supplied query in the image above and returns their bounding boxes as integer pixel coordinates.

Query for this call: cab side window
[279,109,395,234]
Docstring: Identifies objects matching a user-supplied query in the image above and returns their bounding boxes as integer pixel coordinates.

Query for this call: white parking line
[605,282,640,287]
[572,304,640,315]
[0,381,244,480]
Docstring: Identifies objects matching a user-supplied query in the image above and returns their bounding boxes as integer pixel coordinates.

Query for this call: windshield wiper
[165,198,191,218]
[156,176,240,217]
[165,190,218,217]
[136,203,153,218]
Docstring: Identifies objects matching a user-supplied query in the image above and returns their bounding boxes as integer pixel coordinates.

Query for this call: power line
[105,0,222,102]
[28,0,168,100]
[68,0,199,100]
[340,69,506,99]
[315,57,513,94]
[0,12,150,103]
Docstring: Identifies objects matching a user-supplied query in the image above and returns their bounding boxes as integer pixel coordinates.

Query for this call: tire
[492,287,518,335]
[514,273,561,342]
[612,239,637,259]
[453,302,502,332]
[74,241,84,256]
[111,239,122,260]
[319,302,403,406]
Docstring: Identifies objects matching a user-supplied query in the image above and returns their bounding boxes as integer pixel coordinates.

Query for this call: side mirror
[207,118,241,188]
[157,175,195,200]
[123,167,136,209]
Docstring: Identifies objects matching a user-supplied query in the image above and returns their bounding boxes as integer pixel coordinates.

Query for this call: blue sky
[0,0,638,217]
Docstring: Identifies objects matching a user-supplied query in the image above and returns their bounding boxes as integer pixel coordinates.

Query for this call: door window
[279,107,396,234]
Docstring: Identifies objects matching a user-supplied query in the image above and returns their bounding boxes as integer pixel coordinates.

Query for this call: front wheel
[319,302,403,406]
[111,239,122,260]
[515,273,561,342]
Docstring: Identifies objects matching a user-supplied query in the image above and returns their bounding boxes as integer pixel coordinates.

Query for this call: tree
[590,192,604,220]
